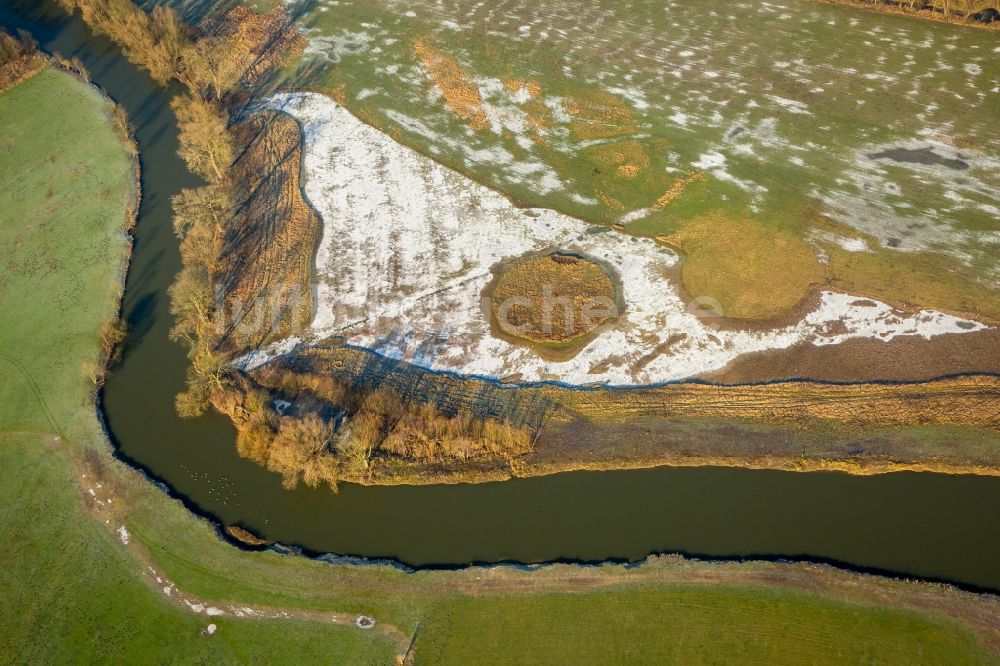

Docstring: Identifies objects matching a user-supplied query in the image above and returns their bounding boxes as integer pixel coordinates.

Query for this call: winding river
[4,0,999,591]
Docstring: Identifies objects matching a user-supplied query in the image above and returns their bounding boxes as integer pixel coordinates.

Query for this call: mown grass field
[281,0,1000,323]
[1,28,999,666]
[0,434,398,663]
[414,588,992,664]
[0,66,133,435]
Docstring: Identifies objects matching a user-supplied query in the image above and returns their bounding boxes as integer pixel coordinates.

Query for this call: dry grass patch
[414,38,488,130]
[581,138,650,179]
[657,215,823,320]
[490,252,620,346]
[562,89,637,141]
[654,170,706,208]
[217,111,320,352]
[502,77,540,98]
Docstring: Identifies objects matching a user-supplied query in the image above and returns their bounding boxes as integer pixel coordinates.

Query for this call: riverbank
[252,346,1000,487]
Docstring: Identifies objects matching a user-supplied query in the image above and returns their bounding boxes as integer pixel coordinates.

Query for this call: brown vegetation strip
[0,29,47,93]
[413,38,489,130]
[218,111,320,353]
[559,375,1000,431]
[653,171,706,208]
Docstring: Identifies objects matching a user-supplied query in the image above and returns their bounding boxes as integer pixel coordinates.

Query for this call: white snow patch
[570,193,599,205]
[606,86,650,110]
[810,229,870,253]
[767,95,811,115]
[806,294,986,345]
[117,525,130,545]
[240,93,987,386]
[301,30,373,64]
[692,151,726,170]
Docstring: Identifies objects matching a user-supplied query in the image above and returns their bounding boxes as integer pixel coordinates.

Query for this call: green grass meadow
[0,67,397,664]
[0,66,132,436]
[415,588,992,665]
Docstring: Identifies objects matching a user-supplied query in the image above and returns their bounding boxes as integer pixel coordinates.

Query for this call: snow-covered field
[239,92,987,386]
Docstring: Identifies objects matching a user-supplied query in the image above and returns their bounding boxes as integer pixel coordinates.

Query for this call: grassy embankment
[3,50,1000,665]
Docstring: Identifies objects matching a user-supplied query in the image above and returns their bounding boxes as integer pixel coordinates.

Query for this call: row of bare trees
[840,0,1000,21]
[52,0,278,418]
[54,0,246,92]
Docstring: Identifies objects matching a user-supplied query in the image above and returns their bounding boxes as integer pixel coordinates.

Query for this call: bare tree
[267,414,341,491]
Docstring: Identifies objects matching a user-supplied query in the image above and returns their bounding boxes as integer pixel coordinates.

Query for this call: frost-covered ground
[239,92,986,386]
